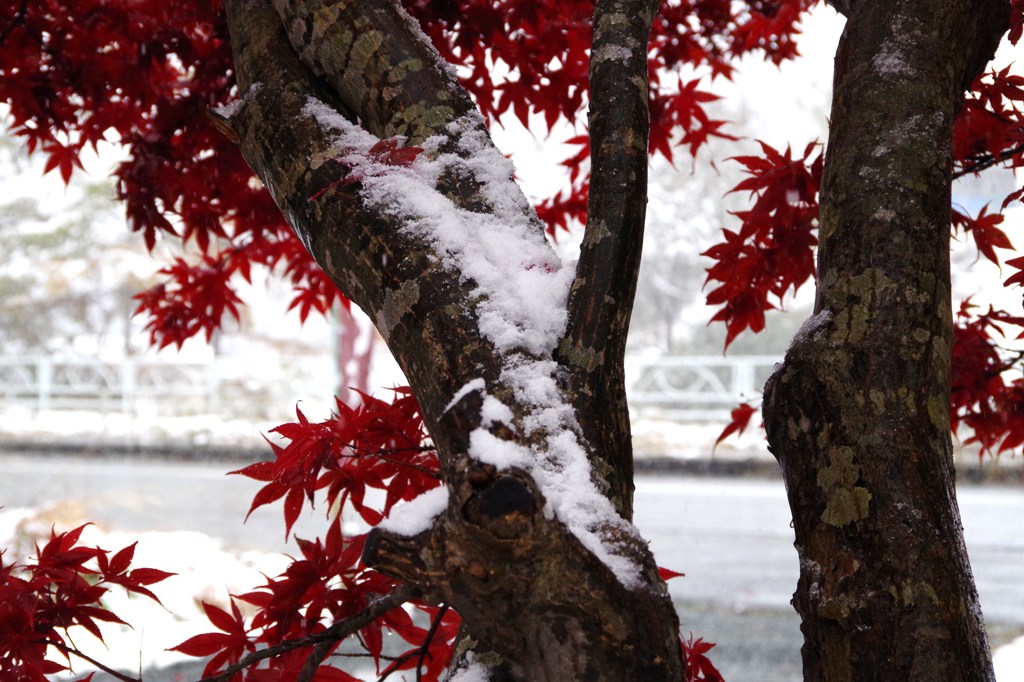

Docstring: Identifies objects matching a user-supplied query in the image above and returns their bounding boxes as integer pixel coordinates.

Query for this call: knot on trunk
[464,471,539,539]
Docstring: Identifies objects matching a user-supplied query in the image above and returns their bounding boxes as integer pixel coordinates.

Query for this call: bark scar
[375,279,420,342]
[818,446,871,526]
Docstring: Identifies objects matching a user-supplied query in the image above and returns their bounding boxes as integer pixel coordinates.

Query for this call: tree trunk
[220,0,684,679]
[763,1,1008,680]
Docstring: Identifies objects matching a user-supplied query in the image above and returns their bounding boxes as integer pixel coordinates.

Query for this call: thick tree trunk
[763,1,1008,680]
[220,0,684,679]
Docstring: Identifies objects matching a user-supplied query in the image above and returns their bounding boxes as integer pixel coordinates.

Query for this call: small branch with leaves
[200,585,416,682]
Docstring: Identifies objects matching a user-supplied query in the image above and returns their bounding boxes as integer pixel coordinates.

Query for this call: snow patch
[469,428,532,469]
[995,634,1024,681]
[446,377,486,412]
[211,82,261,119]
[466,379,645,588]
[0,507,36,546]
[449,655,491,682]
[303,101,572,357]
[378,485,449,537]
[6,522,289,677]
[481,393,514,427]
[212,98,243,119]
[792,309,832,346]
[305,98,645,589]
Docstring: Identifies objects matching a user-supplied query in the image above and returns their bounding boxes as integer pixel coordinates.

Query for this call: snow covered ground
[0,506,288,678]
[996,637,1024,680]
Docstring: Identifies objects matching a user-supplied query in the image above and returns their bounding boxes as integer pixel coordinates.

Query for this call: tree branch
[225,0,491,437]
[558,0,659,518]
[361,386,684,680]
[270,0,540,223]
[201,585,417,682]
[269,0,474,144]
[763,0,1008,676]
[297,638,339,682]
[44,639,140,682]
[224,0,559,435]
[953,141,1024,179]
[373,603,451,682]
[222,2,685,678]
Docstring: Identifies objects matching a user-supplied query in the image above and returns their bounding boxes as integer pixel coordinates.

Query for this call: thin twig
[200,585,415,682]
[953,142,1024,179]
[342,445,441,478]
[0,0,28,46]
[44,639,140,682]
[297,637,338,682]
[376,645,422,681]
[416,603,450,682]
[375,603,450,682]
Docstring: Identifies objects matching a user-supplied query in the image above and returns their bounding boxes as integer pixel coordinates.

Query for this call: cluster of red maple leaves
[1,0,1022,679]
[0,525,172,681]
[165,390,462,681]
[713,56,1024,449]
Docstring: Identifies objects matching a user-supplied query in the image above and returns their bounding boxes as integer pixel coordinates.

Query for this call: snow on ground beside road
[631,417,772,460]
[996,635,1024,681]
[0,405,274,449]
[79,527,292,671]
[2,472,1022,680]
[0,507,291,677]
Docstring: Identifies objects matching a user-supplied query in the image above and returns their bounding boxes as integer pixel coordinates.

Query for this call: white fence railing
[0,355,781,422]
[0,356,217,414]
[627,355,780,421]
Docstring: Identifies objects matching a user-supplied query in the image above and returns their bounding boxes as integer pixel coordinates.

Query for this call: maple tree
[1,0,1022,680]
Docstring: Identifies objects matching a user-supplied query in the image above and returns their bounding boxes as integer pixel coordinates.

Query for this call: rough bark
[762,1,1009,680]
[559,0,661,518]
[221,0,683,679]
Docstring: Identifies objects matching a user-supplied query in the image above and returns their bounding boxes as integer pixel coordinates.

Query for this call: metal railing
[627,355,780,421]
[0,354,781,422]
[0,356,217,414]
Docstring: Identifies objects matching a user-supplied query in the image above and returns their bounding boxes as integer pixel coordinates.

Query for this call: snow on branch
[304,98,645,587]
[304,99,571,356]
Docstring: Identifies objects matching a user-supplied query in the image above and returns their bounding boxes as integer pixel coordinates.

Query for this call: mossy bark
[558,0,661,518]
[763,1,1009,679]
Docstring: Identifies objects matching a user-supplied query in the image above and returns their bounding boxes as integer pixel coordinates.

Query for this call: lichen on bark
[763,0,1009,678]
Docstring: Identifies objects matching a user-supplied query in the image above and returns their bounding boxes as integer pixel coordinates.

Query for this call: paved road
[1,453,1022,680]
